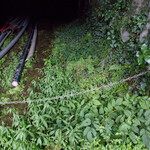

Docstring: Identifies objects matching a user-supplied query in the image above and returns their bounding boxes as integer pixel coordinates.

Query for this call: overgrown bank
[0,0,150,149]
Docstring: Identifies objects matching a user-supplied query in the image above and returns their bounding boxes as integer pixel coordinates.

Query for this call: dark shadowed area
[1,0,80,21]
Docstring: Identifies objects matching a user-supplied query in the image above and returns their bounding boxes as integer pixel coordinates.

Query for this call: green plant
[0,0,150,149]
[137,44,150,65]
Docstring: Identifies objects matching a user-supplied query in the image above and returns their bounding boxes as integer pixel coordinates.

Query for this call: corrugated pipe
[0,19,29,59]
[26,24,37,59]
[0,30,12,47]
[0,18,25,47]
[12,25,35,87]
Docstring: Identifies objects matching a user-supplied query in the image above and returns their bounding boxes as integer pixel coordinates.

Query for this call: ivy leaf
[91,128,97,137]
[37,137,42,146]
[80,118,91,127]
[93,123,100,130]
[93,99,101,106]
[116,98,123,105]
[144,110,150,118]
[141,130,150,149]
[129,132,138,144]
[43,137,49,145]
[99,107,104,115]
[133,119,141,126]
[119,123,130,132]
[84,127,97,142]
[124,110,132,117]
[87,131,93,142]
[140,100,150,110]
[145,118,150,126]
[115,115,123,123]
[83,127,91,136]
[87,128,97,142]
[69,133,75,145]
[131,126,139,134]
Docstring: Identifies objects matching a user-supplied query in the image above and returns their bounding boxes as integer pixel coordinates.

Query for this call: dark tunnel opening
[1,0,88,23]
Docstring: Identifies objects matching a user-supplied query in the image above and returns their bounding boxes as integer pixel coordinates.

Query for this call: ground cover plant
[0,0,150,149]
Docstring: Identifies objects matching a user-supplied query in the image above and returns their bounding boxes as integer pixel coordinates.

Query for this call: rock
[121,30,130,42]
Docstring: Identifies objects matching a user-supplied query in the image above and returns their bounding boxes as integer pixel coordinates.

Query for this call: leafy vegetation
[0,0,150,149]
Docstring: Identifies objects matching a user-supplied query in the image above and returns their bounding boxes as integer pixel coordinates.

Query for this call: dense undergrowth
[0,0,150,149]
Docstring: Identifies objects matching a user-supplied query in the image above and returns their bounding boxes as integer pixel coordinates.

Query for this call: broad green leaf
[91,128,97,137]
[141,130,150,149]
[80,118,91,127]
[144,110,150,118]
[87,131,93,142]
[145,118,150,126]
[37,137,42,146]
[93,99,101,106]
[99,107,104,114]
[83,127,91,136]
[129,132,138,144]
[131,126,139,134]
[116,98,123,106]
[115,115,123,123]
[124,110,132,117]
[133,119,141,126]
[119,123,130,132]
[43,137,49,145]
[140,100,150,110]
[69,134,75,145]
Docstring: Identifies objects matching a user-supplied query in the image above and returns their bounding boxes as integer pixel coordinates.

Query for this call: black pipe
[0,18,28,49]
[0,18,19,33]
[0,32,7,43]
[12,25,35,87]
[0,19,29,59]
[0,30,12,47]
[0,18,24,48]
